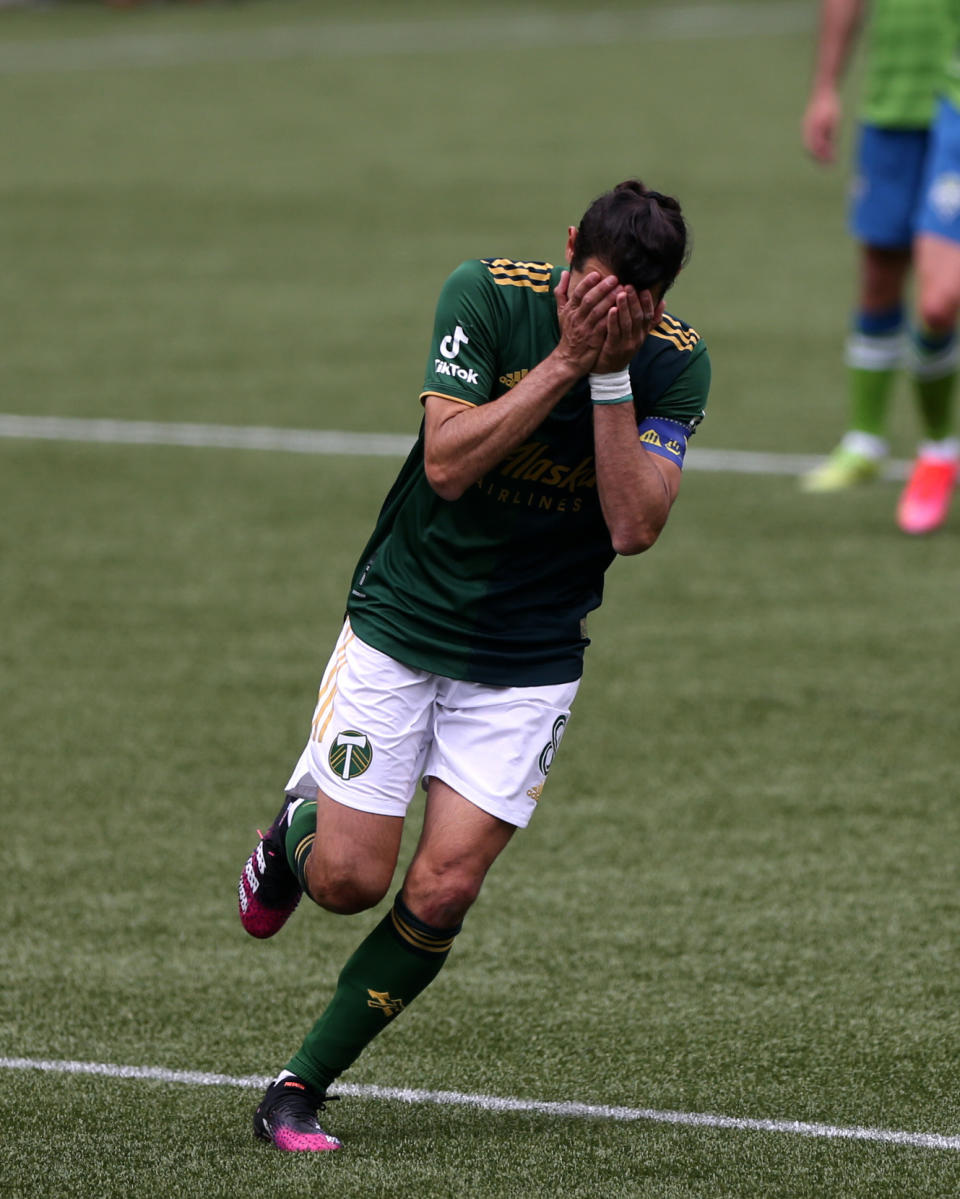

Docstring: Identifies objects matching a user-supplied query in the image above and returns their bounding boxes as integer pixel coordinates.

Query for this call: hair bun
[573,178,688,294]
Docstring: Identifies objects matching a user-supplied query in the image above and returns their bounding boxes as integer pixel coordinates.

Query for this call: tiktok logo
[440,325,469,360]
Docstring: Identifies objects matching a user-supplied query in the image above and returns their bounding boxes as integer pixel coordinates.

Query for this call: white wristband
[589,370,633,405]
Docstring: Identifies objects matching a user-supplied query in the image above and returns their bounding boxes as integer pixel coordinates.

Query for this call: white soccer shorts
[283,619,579,828]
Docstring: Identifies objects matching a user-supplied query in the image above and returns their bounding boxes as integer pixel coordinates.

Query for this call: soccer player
[908,1,960,530]
[801,0,960,535]
[236,180,710,1152]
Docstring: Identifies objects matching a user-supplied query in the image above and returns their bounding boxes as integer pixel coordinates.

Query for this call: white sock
[841,430,888,459]
[917,438,960,462]
[284,797,305,827]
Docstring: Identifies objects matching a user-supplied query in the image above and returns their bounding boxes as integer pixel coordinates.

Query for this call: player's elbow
[612,529,657,556]
[424,457,467,502]
[610,516,664,555]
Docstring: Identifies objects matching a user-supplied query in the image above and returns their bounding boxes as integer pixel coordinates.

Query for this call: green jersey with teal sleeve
[345,258,710,686]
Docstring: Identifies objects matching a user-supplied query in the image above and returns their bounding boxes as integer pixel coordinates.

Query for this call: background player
[909,0,960,528]
[236,180,710,1152]
[801,0,959,534]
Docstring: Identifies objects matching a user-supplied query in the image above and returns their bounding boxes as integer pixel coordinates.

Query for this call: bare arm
[803,0,866,163]
[424,355,582,501]
[592,405,682,555]
[423,270,620,500]
[589,284,682,554]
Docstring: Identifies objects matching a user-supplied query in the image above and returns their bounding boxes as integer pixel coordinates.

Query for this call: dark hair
[571,179,690,295]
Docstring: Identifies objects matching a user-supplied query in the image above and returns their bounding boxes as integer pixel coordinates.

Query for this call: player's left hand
[593,286,665,374]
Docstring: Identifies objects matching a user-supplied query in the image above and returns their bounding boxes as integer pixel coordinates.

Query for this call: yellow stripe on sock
[293,832,315,872]
[390,908,457,954]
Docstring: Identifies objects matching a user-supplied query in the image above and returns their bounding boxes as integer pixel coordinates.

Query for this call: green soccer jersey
[345,257,710,687]
[944,0,960,107]
[860,0,949,128]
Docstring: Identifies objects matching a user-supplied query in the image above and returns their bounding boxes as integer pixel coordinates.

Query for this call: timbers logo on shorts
[329,730,373,779]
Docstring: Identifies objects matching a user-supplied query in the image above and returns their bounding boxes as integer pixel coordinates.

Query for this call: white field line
[0,413,416,458]
[0,413,910,480]
[0,4,812,76]
[1,1055,958,1151]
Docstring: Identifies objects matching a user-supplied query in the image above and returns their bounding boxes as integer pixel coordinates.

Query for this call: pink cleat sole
[271,1126,342,1153]
[254,1076,342,1152]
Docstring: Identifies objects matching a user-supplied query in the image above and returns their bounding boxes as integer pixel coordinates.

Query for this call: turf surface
[2,2,959,1196]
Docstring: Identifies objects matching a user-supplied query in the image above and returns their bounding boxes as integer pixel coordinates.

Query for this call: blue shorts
[849,124,929,248]
[916,96,960,245]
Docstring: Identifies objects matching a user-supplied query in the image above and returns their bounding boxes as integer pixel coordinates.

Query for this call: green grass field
[3,2,960,1196]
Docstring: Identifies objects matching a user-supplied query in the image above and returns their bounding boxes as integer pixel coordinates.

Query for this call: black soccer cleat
[237,795,304,938]
[253,1075,342,1152]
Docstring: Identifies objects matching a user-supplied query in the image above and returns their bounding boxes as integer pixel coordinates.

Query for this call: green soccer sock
[285,893,461,1094]
[849,365,896,438]
[915,371,956,441]
[283,798,318,893]
[910,327,958,442]
[845,317,903,439]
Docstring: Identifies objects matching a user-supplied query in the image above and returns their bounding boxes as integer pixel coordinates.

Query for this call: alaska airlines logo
[498,442,596,492]
[499,369,529,389]
[440,324,469,360]
[367,989,405,1018]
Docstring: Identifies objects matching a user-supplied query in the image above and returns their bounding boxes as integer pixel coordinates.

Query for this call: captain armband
[636,417,691,467]
[588,369,633,405]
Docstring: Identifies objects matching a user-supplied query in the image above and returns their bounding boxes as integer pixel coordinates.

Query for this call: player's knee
[918,287,960,335]
[403,867,483,927]
[306,863,389,915]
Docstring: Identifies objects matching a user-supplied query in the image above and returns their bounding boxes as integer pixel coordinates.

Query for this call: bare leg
[401,776,517,926]
[895,234,960,533]
[303,792,404,914]
[281,779,516,1098]
[914,233,960,334]
[859,243,911,313]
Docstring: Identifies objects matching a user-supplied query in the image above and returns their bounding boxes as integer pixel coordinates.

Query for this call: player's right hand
[554,269,620,374]
[593,285,665,374]
[803,90,841,163]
